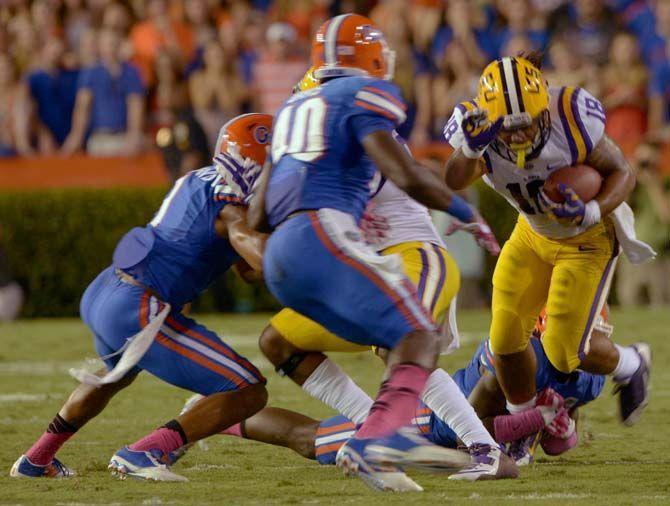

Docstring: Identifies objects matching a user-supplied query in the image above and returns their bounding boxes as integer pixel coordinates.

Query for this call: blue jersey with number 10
[265,76,407,228]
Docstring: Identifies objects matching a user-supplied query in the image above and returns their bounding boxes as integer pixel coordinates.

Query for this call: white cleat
[449,444,519,481]
[336,438,423,492]
[365,427,470,472]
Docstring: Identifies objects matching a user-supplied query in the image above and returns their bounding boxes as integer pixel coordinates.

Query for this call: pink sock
[26,432,73,466]
[220,423,243,438]
[356,363,430,439]
[494,409,545,443]
[129,427,185,456]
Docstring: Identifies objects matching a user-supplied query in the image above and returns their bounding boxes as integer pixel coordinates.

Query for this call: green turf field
[1,308,669,505]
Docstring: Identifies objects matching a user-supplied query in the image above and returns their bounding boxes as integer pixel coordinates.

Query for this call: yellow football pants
[490,216,619,373]
[270,241,460,352]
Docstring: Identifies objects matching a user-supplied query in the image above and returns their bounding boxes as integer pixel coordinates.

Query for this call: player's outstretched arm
[362,130,461,211]
[218,205,267,271]
[586,134,636,217]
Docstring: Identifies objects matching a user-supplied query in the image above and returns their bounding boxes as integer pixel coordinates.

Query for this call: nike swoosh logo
[578,245,598,252]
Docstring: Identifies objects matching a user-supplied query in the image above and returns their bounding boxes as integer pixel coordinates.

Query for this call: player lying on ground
[254,67,512,484]
[180,308,604,466]
[11,114,272,481]
[442,52,653,438]
[251,13,518,492]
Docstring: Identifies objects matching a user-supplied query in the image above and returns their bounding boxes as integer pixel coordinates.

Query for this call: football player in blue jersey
[190,308,605,468]
[249,13,514,492]
[11,114,272,482]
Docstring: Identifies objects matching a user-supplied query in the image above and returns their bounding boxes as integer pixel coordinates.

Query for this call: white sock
[612,344,641,383]
[302,359,373,424]
[421,368,496,447]
[506,396,536,414]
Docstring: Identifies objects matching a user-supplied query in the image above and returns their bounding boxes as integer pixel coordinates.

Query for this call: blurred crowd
[0,0,667,306]
[1,0,670,157]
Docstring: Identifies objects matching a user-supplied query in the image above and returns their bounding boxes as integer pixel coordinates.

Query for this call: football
[543,165,603,203]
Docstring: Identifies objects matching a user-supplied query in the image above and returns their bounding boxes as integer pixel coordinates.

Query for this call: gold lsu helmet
[292,66,320,94]
[476,56,550,167]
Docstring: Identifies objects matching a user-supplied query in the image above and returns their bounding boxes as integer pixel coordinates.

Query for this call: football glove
[446,214,501,256]
[460,107,504,159]
[214,152,263,204]
[539,183,601,227]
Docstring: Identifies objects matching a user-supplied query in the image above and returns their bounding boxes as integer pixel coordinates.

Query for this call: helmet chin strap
[510,141,532,168]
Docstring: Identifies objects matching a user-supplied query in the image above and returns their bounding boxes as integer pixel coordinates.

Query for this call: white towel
[440,296,460,355]
[610,203,657,265]
[69,303,171,386]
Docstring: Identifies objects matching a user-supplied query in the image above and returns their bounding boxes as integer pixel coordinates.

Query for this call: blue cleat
[10,455,75,478]
[614,342,652,427]
[108,446,188,482]
[335,437,423,492]
[365,427,470,472]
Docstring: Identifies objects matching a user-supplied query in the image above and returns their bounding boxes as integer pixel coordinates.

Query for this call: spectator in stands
[432,39,478,141]
[61,28,146,157]
[617,141,670,307]
[602,32,647,150]
[77,27,99,68]
[637,0,670,67]
[20,36,79,154]
[494,0,549,54]
[130,0,195,85]
[184,0,217,52]
[62,0,92,54]
[544,36,599,90]
[548,0,616,65]
[188,39,246,148]
[252,22,306,115]
[0,55,23,157]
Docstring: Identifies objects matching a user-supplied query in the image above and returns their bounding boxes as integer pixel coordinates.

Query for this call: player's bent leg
[10,368,137,479]
[490,222,552,406]
[109,313,267,482]
[258,321,373,424]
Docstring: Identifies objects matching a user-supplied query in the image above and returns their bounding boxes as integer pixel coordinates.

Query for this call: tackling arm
[247,162,272,233]
[218,205,267,272]
[586,134,636,216]
[361,130,460,211]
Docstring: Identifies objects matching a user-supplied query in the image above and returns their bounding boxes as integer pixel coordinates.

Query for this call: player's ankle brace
[275,353,307,377]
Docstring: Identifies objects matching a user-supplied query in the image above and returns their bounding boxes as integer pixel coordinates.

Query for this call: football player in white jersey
[255,67,520,484]
[442,53,652,428]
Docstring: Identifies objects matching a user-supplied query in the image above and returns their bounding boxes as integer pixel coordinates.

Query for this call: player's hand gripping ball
[539,165,603,226]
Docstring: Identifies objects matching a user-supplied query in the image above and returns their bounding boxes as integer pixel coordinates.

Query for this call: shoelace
[50,459,71,477]
[469,444,495,466]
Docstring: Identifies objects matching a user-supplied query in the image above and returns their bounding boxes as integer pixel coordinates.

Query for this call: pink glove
[446,215,501,256]
[360,206,390,246]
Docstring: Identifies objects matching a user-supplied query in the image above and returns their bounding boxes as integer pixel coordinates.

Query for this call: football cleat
[335,437,423,492]
[365,427,470,472]
[614,342,651,427]
[506,432,542,467]
[108,446,188,482]
[449,444,519,481]
[10,455,75,478]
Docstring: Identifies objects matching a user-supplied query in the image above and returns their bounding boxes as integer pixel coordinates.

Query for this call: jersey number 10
[272,96,327,163]
[506,180,545,214]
